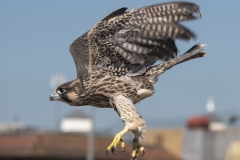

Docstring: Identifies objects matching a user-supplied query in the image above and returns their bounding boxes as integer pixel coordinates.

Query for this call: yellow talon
[120,138,125,152]
[131,149,138,158]
[131,138,145,160]
[106,127,128,155]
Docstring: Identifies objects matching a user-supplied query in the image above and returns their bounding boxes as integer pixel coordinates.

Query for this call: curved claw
[122,147,125,152]
[106,129,128,156]
[131,138,145,159]
[111,146,116,155]
[131,150,138,160]
[106,149,109,156]
[141,149,145,156]
[120,138,125,153]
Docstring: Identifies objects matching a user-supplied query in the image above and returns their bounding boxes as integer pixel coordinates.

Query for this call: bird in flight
[50,2,207,159]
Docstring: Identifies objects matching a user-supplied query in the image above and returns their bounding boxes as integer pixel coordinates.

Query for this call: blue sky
[1,0,240,132]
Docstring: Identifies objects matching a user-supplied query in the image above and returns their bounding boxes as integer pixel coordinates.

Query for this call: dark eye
[57,88,66,94]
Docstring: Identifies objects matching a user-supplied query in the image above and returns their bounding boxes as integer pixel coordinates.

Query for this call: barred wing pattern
[87,2,201,76]
[69,32,89,80]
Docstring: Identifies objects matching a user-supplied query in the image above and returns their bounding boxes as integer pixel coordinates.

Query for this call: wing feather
[69,32,89,80]
[87,2,201,76]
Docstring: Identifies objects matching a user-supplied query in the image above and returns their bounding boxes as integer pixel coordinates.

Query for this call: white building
[60,109,92,133]
[207,113,227,131]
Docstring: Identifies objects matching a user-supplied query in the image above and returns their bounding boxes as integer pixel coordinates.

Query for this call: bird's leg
[131,132,145,160]
[108,94,146,157]
[106,126,128,155]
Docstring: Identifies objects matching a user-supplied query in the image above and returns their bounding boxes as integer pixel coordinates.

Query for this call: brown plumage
[50,2,207,159]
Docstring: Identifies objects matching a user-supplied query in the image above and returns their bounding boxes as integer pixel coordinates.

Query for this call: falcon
[50,2,207,159]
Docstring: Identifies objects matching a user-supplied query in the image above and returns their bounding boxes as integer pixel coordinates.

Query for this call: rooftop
[0,131,181,160]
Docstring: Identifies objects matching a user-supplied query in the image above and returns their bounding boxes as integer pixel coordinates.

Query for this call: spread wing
[69,31,89,80]
[87,2,201,76]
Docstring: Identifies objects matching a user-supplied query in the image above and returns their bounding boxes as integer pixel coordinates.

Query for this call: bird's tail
[145,44,207,84]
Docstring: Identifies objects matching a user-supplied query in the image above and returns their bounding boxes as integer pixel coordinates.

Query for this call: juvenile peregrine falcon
[50,2,207,159]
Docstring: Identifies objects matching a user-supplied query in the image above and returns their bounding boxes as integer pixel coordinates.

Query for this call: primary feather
[86,2,201,76]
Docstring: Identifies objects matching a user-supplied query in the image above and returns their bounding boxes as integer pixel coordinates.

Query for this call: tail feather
[145,44,207,83]
[161,44,207,68]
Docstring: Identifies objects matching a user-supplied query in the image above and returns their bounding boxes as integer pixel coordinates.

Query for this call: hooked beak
[50,91,59,101]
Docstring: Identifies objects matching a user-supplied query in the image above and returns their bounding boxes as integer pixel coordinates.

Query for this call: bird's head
[50,79,82,106]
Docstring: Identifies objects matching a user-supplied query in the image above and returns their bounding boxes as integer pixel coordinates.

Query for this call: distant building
[141,128,184,158]
[0,131,181,160]
[60,109,92,133]
[187,116,209,130]
[204,98,227,131]
[140,112,239,160]
[183,127,240,160]
[207,113,227,131]
[0,122,25,133]
[224,140,240,160]
[187,113,227,131]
